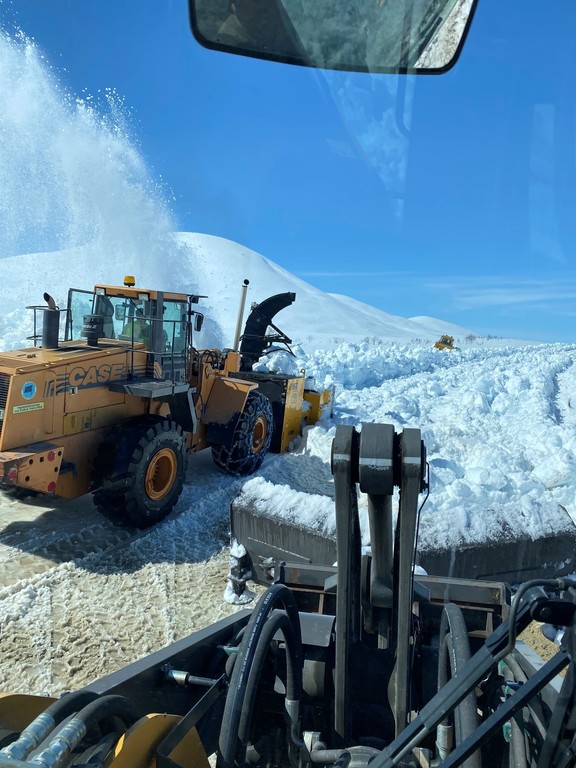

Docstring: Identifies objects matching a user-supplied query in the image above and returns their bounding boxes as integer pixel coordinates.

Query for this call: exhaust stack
[41,293,60,349]
[233,279,250,351]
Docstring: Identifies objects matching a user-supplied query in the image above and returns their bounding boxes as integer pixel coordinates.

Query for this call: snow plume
[0,29,182,291]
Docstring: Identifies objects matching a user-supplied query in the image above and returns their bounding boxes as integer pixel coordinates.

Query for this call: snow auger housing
[1,422,574,768]
[0,279,329,527]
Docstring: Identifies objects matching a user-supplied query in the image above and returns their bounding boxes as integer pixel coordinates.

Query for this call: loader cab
[65,284,204,383]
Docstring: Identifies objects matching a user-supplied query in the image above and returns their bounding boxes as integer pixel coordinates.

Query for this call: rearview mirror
[194,313,204,332]
[189,0,478,74]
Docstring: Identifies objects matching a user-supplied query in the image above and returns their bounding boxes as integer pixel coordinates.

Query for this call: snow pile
[245,341,576,553]
[235,477,337,537]
[171,232,475,351]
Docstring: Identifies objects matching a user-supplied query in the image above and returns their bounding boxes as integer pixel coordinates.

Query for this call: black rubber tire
[212,391,273,476]
[92,416,187,528]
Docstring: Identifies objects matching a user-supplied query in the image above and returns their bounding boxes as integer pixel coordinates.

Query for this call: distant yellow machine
[434,334,455,350]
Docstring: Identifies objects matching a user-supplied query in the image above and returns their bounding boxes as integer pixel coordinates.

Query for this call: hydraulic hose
[437,603,481,768]
[30,695,142,768]
[0,691,100,762]
[61,694,141,733]
[500,655,527,684]
[218,584,303,768]
[499,658,528,767]
[237,610,303,744]
[509,717,528,768]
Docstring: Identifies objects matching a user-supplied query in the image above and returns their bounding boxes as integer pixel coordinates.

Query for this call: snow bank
[246,341,576,553]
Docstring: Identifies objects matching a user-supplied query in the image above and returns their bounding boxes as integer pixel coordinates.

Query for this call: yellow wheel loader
[434,335,455,351]
[0,277,330,528]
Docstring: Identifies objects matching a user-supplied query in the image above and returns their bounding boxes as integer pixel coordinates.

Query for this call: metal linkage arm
[331,424,426,742]
[391,428,425,736]
[331,426,363,742]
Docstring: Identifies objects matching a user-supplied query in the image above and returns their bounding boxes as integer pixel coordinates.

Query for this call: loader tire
[92,417,187,528]
[212,391,273,476]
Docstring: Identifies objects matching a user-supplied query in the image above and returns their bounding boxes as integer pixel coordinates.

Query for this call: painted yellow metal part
[202,376,257,426]
[0,442,63,493]
[278,376,306,452]
[303,387,333,426]
[110,714,210,768]
[434,335,455,350]
[94,283,190,304]
[0,693,57,731]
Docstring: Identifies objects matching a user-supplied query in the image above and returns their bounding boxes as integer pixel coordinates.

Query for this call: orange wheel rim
[145,448,177,501]
[252,416,267,454]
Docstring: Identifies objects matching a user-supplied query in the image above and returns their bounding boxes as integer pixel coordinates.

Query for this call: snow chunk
[236,477,336,537]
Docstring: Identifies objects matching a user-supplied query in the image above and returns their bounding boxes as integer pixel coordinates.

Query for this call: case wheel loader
[0,277,330,528]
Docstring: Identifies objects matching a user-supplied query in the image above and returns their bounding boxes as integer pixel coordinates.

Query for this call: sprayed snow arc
[0,26,573,698]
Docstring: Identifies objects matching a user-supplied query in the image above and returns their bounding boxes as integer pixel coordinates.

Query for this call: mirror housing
[194,313,204,332]
[189,0,478,74]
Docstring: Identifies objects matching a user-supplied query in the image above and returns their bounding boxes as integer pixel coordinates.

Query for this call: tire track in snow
[0,523,136,588]
[0,451,273,696]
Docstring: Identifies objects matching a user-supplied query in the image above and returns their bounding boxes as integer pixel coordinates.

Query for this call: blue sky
[3,0,576,342]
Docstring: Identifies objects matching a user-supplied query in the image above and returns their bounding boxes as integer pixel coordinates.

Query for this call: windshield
[66,289,188,352]
[1,0,576,723]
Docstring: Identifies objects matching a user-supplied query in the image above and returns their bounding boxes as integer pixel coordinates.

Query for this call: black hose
[71,695,142,734]
[218,584,303,768]
[68,729,120,766]
[509,717,528,768]
[238,610,302,745]
[437,603,481,768]
[8,693,141,766]
[500,655,527,683]
[41,691,101,727]
[0,691,101,761]
[499,658,528,767]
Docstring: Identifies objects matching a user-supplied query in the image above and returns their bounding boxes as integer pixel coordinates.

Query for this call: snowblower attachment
[233,289,333,452]
[239,291,295,371]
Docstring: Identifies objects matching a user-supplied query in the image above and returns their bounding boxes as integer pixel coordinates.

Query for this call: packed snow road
[0,340,575,697]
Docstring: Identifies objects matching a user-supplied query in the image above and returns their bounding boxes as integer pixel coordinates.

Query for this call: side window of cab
[163,301,187,352]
